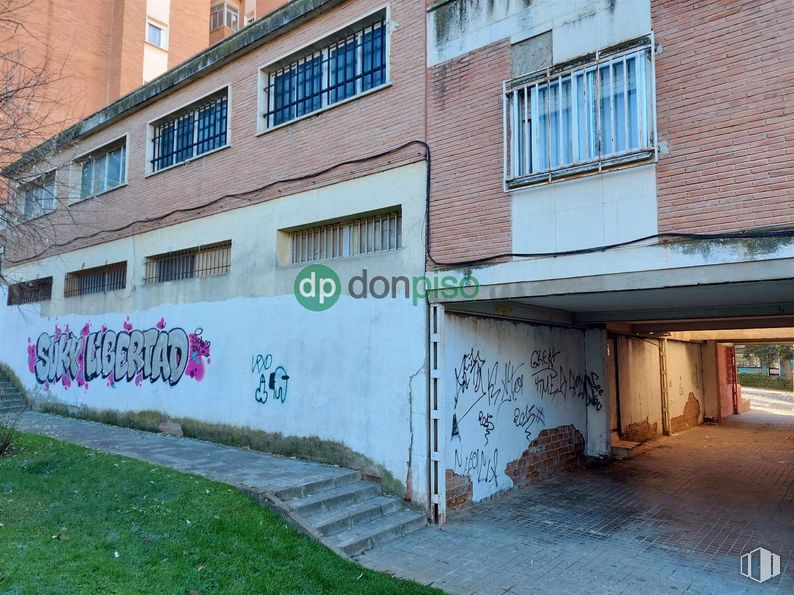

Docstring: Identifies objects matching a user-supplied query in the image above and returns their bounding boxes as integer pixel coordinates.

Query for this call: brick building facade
[2,0,793,525]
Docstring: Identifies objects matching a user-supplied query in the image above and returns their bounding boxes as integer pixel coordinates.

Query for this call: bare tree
[0,0,71,285]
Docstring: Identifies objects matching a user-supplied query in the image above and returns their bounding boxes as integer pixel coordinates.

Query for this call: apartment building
[2,0,793,526]
[5,0,215,142]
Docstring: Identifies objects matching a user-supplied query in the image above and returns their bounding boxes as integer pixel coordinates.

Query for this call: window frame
[6,277,53,306]
[503,35,657,190]
[144,240,232,285]
[72,136,129,203]
[257,7,390,134]
[64,261,128,298]
[210,2,240,32]
[18,171,57,221]
[286,208,402,265]
[145,85,232,176]
[146,19,168,50]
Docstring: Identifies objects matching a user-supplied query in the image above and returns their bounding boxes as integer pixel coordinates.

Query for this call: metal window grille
[291,211,401,264]
[20,172,56,220]
[150,92,228,172]
[144,241,231,284]
[64,262,127,298]
[80,143,126,198]
[505,43,653,183]
[210,2,239,31]
[263,14,386,129]
[7,277,53,305]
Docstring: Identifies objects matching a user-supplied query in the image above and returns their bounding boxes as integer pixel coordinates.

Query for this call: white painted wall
[427,0,651,66]
[0,163,430,504]
[443,314,606,502]
[616,335,662,439]
[666,339,705,426]
[512,164,658,253]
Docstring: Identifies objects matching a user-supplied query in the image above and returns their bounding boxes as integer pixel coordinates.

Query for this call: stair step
[329,508,427,556]
[288,480,381,516]
[273,469,361,501]
[0,390,22,399]
[306,495,402,537]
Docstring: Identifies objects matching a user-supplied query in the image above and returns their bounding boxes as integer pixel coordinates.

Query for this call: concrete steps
[277,472,426,557]
[0,373,27,415]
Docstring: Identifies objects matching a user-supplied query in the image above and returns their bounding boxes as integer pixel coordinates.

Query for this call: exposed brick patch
[671,392,701,434]
[446,469,472,509]
[623,418,658,443]
[504,425,584,486]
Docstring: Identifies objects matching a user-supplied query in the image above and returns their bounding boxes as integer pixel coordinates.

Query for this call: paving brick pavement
[359,411,794,594]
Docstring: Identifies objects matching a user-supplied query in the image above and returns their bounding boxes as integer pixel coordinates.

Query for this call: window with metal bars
[7,277,53,305]
[64,262,127,298]
[19,172,56,220]
[505,41,653,186]
[150,90,229,173]
[144,241,231,284]
[290,211,401,264]
[262,12,387,129]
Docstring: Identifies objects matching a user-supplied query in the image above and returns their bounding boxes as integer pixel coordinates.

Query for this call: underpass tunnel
[430,275,794,521]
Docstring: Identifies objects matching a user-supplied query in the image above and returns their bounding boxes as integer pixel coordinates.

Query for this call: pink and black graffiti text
[27,319,211,389]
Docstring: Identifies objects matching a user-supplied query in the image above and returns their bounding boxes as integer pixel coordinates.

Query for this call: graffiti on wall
[530,346,604,411]
[26,318,211,389]
[451,348,534,488]
[251,353,289,405]
[450,342,603,489]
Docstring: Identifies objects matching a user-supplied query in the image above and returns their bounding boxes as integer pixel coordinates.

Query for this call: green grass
[738,372,793,392]
[0,433,436,594]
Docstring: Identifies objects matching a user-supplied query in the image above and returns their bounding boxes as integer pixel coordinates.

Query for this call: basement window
[260,10,388,131]
[144,241,231,284]
[290,210,401,264]
[64,262,127,297]
[7,277,53,305]
[504,38,654,188]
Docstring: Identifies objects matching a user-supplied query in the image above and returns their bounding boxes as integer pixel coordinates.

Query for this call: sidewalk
[18,411,355,494]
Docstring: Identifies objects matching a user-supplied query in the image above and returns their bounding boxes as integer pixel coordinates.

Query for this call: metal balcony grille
[263,14,386,129]
[144,241,231,284]
[7,277,53,305]
[64,262,127,297]
[291,211,401,264]
[150,92,228,172]
[505,41,653,185]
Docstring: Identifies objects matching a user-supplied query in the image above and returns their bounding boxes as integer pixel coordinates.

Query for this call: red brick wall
[169,0,212,68]
[445,469,473,508]
[427,41,512,264]
[654,0,794,233]
[504,425,584,487]
[5,0,426,264]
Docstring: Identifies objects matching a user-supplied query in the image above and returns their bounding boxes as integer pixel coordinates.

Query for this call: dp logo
[294,264,341,311]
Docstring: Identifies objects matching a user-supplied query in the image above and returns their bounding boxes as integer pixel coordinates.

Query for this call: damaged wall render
[444,314,607,505]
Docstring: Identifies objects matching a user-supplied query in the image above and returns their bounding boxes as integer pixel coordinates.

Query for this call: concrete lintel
[627,314,794,333]
[668,329,794,343]
[443,300,575,327]
[434,253,794,305]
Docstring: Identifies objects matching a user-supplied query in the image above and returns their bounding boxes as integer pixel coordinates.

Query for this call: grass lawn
[0,432,437,594]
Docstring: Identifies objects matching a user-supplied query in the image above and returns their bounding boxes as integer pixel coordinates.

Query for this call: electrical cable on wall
[7,139,794,266]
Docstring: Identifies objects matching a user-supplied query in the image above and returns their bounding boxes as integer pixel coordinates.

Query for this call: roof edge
[4,0,344,176]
